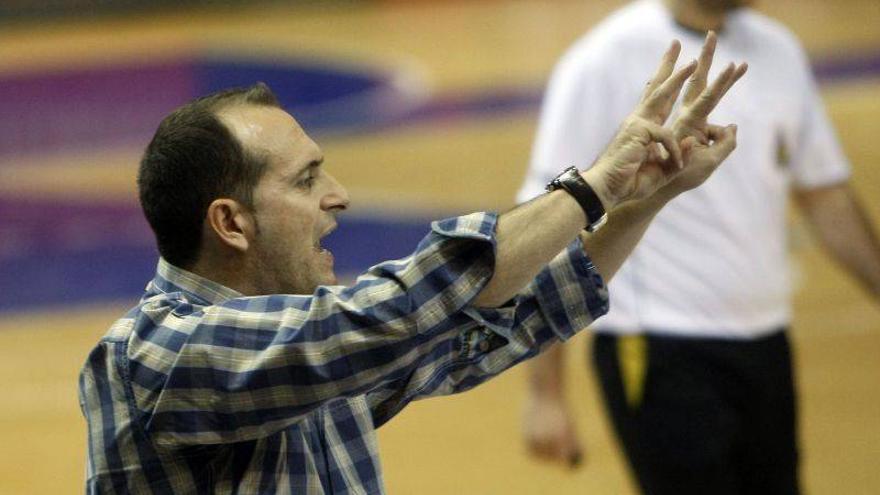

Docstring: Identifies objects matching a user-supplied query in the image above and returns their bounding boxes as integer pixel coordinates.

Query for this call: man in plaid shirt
[79,39,745,494]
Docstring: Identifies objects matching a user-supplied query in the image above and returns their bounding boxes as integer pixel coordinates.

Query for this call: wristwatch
[546,166,608,232]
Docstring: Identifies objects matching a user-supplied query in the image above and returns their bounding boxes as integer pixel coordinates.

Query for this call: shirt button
[478,339,490,352]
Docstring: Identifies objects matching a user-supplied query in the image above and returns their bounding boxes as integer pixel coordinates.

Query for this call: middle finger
[639,59,698,124]
[688,62,748,121]
[683,31,718,105]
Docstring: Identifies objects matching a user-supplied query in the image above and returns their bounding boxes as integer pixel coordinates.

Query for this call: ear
[205,198,255,253]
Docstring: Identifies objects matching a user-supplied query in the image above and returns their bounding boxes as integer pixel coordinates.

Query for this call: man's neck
[664,0,728,33]
[188,255,259,297]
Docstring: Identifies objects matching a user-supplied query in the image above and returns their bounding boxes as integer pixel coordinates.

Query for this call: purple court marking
[1,48,879,312]
[0,62,196,158]
[0,198,155,311]
[813,51,880,83]
[0,197,151,259]
[0,58,408,160]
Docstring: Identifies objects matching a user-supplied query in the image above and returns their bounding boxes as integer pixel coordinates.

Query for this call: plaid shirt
[79,212,608,494]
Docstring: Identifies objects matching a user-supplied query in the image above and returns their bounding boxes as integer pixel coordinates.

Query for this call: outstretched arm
[368,35,746,428]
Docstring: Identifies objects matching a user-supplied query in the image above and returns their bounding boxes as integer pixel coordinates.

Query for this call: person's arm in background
[784,34,880,304]
[795,183,880,301]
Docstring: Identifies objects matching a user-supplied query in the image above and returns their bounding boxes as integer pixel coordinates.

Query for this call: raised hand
[667,31,748,191]
[586,40,695,208]
[585,34,747,209]
[677,31,747,143]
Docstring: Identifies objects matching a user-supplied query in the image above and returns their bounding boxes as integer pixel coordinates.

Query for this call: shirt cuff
[431,212,499,246]
[528,238,609,341]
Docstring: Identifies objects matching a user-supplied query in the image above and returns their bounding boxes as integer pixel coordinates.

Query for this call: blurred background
[0,0,878,493]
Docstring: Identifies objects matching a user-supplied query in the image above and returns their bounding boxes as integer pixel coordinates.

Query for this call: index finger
[640,40,682,103]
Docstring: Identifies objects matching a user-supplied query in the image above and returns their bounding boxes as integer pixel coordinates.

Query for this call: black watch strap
[546,166,608,232]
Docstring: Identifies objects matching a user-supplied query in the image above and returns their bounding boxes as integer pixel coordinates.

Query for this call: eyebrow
[288,157,324,181]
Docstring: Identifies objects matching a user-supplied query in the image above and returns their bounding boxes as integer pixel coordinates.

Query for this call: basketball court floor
[0,0,878,493]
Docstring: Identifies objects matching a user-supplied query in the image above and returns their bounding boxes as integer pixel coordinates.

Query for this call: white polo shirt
[518,0,850,338]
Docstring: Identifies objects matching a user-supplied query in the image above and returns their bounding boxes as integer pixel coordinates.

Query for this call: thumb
[708,124,738,162]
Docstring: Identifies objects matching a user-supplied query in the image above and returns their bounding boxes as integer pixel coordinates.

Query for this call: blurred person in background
[519,1,880,494]
[78,39,744,493]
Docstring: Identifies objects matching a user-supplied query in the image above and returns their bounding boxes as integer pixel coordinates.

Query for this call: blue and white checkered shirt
[79,212,608,494]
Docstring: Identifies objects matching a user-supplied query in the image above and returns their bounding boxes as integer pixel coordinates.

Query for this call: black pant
[592,330,799,495]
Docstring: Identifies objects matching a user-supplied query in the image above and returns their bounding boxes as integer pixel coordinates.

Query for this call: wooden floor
[1,0,879,493]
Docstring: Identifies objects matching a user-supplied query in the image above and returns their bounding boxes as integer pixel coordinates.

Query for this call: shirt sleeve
[789,50,851,189]
[365,237,609,427]
[130,213,502,445]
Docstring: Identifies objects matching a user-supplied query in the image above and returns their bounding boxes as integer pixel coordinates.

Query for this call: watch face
[547,167,578,192]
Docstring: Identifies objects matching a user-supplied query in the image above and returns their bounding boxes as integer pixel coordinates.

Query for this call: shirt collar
[147,258,243,305]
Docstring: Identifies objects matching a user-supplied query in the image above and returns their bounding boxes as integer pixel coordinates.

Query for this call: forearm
[523,191,675,404]
[797,184,880,299]
[476,172,677,308]
[528,343,567,398]
[581,187,675,282]
[474,168,607,307]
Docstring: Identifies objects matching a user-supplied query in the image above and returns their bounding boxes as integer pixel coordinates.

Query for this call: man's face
[220,105,350,295]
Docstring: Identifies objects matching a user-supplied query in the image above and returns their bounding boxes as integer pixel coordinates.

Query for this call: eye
[292,161,323,190]
[297,176,315,189]
[296,169,318,189]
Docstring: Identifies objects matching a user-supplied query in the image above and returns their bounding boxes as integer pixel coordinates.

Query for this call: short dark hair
[138,83,281,268]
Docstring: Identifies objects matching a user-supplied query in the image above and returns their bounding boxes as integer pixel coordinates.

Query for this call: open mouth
[314,224,337,254]
[314,240,330,254]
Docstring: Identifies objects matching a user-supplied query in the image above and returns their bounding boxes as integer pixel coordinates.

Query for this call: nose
[320,171,350,212]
